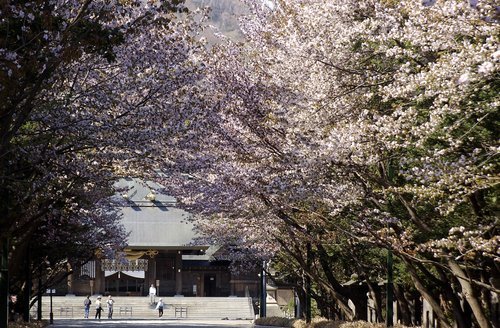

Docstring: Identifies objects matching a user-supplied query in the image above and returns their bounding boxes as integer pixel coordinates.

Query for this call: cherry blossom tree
[160,0,498,326]
[0,0,207,323]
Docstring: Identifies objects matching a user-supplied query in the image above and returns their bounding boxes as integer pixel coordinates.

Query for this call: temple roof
[114,178,205,250]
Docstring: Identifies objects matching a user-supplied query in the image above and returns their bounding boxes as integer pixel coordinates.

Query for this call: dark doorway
[156,257,176,295]
[204,274,217,296]
[105,272,144,296]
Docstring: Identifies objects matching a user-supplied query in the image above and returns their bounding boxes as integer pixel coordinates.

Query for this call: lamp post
[46,288,55,324]
[259,260,266,318]
[305,242,312,324]
[37,270,42,320]
[386,249,394,327]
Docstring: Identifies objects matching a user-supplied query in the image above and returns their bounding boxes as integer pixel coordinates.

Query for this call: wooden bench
[59,306,73,317]
[119,306,133,316]
[174,306,188,318]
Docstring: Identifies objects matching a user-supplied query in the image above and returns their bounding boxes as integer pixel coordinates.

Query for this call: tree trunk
[315,243,354,320]
[0,236,8,328]
[403,259,452,328]
[394,284,412,325]
[437,269,469,328]
[448,260,492,328]
[366,279,384,322]
[22,245,31,322]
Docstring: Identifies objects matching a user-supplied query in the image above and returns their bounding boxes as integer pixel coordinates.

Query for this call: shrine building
[71,178,259,298]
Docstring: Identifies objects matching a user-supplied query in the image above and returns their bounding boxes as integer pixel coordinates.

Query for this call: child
[155,298,164,317]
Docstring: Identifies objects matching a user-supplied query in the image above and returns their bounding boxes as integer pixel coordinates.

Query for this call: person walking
[149,284,157,304]
[83,295,91,318]
[155,298,164,317]
[94,296,102,319]
[106,295,115,319]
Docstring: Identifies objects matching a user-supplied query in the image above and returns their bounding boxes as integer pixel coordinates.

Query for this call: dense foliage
[0,0,205,322]
[160,0,499,327]
[1,1,498,327]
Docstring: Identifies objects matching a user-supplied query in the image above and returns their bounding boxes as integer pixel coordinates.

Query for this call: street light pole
[48,289,54,324]
[37,270,42,320]
[259,260,266,318]
[386,249,394,327]
[305,242,312,324]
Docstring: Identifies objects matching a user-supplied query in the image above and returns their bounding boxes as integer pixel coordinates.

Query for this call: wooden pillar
[230,279,235,296]
[147,258,156,287]
[175,251,182,295]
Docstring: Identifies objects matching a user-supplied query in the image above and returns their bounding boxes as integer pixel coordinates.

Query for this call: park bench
[174,305,188,318]
[59,306,73,317]
[119,306,133,316]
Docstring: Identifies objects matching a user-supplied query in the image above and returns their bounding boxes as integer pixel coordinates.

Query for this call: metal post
[386,249,394,327]
[37,273,42,320]
[259,260,266,318]
[305,242,312,323]
[49,290,53,324]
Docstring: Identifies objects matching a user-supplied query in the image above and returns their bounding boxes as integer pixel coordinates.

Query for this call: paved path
[50,319,254,328]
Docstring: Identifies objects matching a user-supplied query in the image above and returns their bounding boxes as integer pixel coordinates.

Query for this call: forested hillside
[187,0,247,41]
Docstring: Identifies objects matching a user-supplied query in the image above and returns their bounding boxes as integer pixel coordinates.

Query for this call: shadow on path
[50,318,254,328]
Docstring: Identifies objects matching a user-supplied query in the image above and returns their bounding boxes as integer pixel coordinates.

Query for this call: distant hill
[186,0,248,42]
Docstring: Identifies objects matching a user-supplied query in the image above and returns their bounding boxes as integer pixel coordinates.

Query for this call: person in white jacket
[94,296,102,320]
[149,284,157,304]
[106,295,115,319]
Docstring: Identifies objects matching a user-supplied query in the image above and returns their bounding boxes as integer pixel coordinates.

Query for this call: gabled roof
[114,178,205,250]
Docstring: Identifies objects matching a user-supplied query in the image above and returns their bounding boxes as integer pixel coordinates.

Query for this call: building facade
[69,178,259,298]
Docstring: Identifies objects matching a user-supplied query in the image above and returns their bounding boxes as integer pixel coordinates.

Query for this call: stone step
[33,296,255,320]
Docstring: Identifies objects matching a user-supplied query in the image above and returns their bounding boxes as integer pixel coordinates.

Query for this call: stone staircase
[33,296,255,320]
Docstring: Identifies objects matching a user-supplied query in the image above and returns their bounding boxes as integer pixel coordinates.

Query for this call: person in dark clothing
[95,296,103,319]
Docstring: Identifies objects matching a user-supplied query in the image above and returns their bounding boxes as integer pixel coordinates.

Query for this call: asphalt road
[50,319,254,328]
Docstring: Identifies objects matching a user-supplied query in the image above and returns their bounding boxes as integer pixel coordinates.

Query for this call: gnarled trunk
[448,260,492,328]
[394,284,412,326]
[403,259,452,328]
